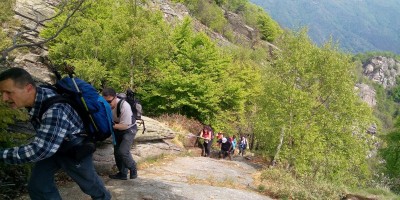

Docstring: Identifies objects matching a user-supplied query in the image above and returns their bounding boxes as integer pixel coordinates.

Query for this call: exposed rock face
[3,0,58,82]
[14,0,57,43]
[149,0,261,48]
[94,138,182,174]
[93,116,180,174]
[363,56,400,88]
[225,11,258,46]
[135,116,176,142]
[149,0,189,23]
[355,83,376,107]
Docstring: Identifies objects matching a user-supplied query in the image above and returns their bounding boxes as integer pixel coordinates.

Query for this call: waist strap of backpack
[58,133,85,153]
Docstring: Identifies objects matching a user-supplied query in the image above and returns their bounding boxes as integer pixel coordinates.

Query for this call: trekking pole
[68,73,100,134]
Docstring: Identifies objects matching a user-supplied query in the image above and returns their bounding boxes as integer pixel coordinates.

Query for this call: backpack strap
[38,95,83,131]
[116,99,124,118]
[38,95,70,120]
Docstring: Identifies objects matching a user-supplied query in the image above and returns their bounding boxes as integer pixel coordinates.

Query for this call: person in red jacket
[199,126,213,157]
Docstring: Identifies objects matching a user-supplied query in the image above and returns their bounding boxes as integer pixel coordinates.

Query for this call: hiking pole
[67,73,99,136]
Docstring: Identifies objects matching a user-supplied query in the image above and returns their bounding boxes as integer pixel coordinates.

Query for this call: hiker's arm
[198,132,207,140]
[113,123,130,130]
[1,104,80,164]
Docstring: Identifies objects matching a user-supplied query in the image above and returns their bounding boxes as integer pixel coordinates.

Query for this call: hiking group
[0,67,247,200]
[0,67,142,200]
[198,125,248,160]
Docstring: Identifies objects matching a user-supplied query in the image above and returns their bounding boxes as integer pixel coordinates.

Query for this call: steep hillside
[3,0,399,198]
[250,0,400,54]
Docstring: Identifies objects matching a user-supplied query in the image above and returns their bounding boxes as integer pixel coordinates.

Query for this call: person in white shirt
[102,88,138,180]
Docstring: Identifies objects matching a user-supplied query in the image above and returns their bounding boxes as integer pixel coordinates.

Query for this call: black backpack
[117,89,146,134]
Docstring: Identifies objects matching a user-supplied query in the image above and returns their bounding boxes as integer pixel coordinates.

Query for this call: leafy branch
[0,0,85,63]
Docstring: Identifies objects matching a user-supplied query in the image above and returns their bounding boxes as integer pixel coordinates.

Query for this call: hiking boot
[130,169,138,179]
[109,172,127,180]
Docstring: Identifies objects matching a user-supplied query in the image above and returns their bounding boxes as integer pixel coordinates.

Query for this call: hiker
[231,135,237,155]
[239,135,248,156]
[199,125,213,157]
[216,132,224,140]
[102,88,138,180]
[215,132,224,148]
[0,68,111,200]
[218,137,232,160]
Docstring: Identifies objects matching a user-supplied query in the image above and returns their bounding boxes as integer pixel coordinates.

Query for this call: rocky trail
[18,151,273,200]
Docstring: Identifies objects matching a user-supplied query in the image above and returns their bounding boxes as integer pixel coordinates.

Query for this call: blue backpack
[39,76,114,143]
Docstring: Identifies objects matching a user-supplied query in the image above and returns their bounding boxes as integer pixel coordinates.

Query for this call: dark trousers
[28,152,111,200]
[239,144,246,156]
[114,125,137,175]
[219,150,232,160]
[203,140,213,157]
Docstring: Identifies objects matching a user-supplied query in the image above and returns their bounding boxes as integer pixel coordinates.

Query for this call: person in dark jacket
[218,137,232,160]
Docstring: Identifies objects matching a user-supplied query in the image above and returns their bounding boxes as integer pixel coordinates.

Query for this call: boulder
[355,83,376,107]
[94,123,181,174]
[135,116,176,142]
[363,56,400,88]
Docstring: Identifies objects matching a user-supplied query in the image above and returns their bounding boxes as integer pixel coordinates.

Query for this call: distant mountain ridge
[250,0,400,54]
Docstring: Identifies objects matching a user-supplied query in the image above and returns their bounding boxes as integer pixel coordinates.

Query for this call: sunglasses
[106,96,115,103]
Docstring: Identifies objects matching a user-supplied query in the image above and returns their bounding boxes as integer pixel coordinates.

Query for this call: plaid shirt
[1,87,84,164]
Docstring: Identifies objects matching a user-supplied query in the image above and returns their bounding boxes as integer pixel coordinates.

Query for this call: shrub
[155,113,203,134]
[259,168,346,200]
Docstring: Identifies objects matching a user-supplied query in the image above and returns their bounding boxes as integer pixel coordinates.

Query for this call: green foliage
[372,83,399,131]
[177,0,283,43]
[42,0,171,90]
[147,18,251,126]
[255,29,374,185]
[0,101,30,149]
[0,103,31,199]
[257,13,282,42]
[390,86,400,103]
[0,0,15,57]
[42,0,262,133]
[214,0,226,6]
[224,0,247,13]
[241,3,282,42]
[38,0,384,189]
[260,167,346,199]
[353,51,400,64]
[0,0,15,23]
[0,28,12,53]
[182,0,229,33]
[380,118,400,193]
[4,0,397,196]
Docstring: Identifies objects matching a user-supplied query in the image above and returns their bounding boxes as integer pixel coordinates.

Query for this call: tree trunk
[271,127,284,166]
[130,56,134,88]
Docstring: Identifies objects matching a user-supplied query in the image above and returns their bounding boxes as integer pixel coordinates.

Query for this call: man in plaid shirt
[0,68,111,200]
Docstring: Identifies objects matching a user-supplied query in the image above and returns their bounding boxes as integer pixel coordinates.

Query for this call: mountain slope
[250,0,400,54]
